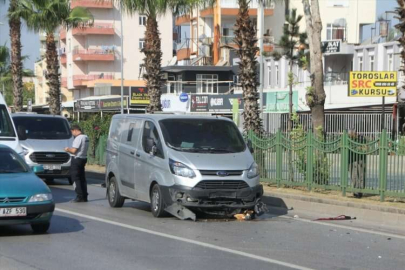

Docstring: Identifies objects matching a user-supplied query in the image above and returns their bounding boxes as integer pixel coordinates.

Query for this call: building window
[326,23,346,41]
[139,39,145,50]
[358,56,363,71]
[275,64,279,87]
[388,54,394,71]
[268,65,271,87]
[370,55,374,71]
[196,74,218,94]
[139,15,147,26]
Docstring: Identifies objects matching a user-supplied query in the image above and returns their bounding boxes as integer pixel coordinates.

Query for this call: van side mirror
[247,140,254,154]
[146,137,157,155]
[17,126,27,141]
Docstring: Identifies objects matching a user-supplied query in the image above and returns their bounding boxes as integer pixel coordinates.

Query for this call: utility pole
[120,3,124,114]
[258,1,264,117]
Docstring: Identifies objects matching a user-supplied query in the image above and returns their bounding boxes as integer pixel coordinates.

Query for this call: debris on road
[234,210,255,221]
[294,215,299,219]
[313,215,356,221]
[165,204,196,221]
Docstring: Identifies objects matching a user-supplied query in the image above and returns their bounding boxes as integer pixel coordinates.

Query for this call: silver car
[105,114,262,220]
[12,114,74,184]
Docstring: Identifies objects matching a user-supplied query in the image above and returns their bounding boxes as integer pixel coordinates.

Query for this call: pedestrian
[65,124,89,202]
[348,129,367,198]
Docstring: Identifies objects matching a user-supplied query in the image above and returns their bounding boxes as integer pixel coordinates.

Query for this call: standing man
[65,125,89,202]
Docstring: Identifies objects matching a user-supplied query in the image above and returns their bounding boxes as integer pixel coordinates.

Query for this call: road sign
[348,71,397,97]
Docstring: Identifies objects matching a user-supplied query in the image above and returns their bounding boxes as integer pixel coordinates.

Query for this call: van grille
[199,170,243,176]
[0,197,26,203]
[29,152,70,164]
[194,180,249,190]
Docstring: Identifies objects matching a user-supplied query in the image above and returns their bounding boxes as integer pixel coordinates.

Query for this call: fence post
[341,130,348,197]
[306,131,313,191]
[379,129,388,202]
[276,130,282,188]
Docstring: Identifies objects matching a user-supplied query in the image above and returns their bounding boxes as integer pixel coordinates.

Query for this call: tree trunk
[46,33,61,115]
[302,0,325,134]
[288,59,293,132]
[8,0,23,112]
[235,0,262,134]
[144,16,162,113]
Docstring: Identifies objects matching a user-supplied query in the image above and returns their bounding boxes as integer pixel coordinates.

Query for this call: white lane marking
[280,215,405,240]
[56,208,314,270]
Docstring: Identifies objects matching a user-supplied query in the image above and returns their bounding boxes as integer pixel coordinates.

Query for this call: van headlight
[21,146,30,156]
[247,162,259,179]
[169,159,196,178]
[28,193,53,202]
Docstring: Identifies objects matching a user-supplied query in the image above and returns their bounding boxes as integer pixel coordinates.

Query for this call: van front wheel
[108,177,125,208]
[150,184,165,218]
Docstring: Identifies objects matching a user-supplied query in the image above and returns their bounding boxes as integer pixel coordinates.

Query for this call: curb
[262,191,405,215]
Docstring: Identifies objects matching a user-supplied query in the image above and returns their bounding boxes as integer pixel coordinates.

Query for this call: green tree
[11,0,93,115]
[277,8,307,131]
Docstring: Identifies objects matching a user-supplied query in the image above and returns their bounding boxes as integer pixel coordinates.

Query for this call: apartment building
[281,0,377,44]
[175,0,275,66]
[60,0,173,100]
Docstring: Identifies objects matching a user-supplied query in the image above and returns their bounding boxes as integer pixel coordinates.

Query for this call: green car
[0,144,55,233]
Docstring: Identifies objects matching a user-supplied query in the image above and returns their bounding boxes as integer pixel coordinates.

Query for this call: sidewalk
[86,165,405,226]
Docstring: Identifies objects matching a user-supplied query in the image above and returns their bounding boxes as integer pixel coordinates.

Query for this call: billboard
[161,94,190,112]
[130,87,149,105]
[264,91,298,113]
[348,72,397,97]
[190,95,209,112]
[321,40,340,53]
[208,94,243,111]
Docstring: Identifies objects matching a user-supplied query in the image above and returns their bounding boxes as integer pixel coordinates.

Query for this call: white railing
[221,0,275,9]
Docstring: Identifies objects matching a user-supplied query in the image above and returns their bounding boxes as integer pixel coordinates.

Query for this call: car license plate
[0,207,27,217]
[43,164,61,170]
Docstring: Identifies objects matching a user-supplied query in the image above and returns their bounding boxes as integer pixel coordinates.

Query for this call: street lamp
[120,3,124,114]
[0,22,4,96]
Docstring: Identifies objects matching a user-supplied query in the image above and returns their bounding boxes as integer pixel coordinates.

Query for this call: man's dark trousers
[71,157,88,199]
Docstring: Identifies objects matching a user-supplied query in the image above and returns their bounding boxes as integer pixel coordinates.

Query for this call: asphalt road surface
[1,173,405,270]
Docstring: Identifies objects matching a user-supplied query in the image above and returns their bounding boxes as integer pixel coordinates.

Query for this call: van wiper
[167,143,199,153]
[193,147,236,153]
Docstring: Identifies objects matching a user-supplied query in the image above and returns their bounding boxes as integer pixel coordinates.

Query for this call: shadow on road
[0,215,85,237]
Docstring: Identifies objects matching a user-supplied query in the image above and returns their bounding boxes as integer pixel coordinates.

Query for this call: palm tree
[234,0,263,134]
[7,0,24,112]
[11,0,93,115]
[0,45,10,96]
[120,0,202,113]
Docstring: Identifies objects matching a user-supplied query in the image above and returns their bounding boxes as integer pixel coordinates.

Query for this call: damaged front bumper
[161,184,263,210]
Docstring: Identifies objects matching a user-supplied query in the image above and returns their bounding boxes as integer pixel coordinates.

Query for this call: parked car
[12,114,74,184]
[0,144,54,233]
[0,93,23,154]
[105,114,262,220]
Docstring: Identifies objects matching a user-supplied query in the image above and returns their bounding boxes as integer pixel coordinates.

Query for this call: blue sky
[0,0,401,70]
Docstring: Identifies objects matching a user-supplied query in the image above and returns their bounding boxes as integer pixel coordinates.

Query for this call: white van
[105,114,263,220]
[0,93,23,154]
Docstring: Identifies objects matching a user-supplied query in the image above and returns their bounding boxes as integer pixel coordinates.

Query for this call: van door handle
[136,153,140,157]
[130,151,135,155]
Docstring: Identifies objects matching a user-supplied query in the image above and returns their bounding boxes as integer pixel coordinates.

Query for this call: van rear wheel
[150,184,165,218]
[108,177,125,208]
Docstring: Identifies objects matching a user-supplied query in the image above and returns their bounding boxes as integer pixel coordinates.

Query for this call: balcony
[73,48,115,62]
[61,77,67,87]
[73,74,114,87]
[60,55,67,65]
[60,29,66,40]
[199,0,274,17]
[72,23,115,36]
[175,14,191,26]
[71,0,113,9]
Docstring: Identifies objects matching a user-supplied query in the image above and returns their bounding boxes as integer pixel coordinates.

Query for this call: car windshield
[13,116,71,140]
[0,149,29,173]
[159,119,246,153]
[0,105,16,138]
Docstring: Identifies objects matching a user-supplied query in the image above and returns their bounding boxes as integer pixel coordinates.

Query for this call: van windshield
[13,116,71,140]
[159,119,246,153]
[0,105,16,138]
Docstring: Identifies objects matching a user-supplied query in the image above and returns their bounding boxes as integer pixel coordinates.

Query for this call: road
[1,173,405,270]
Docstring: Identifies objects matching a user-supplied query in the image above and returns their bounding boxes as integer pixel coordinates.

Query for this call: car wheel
[31,222,50,234]
[150,184,165,218]
[107,176,125,208]
[68,177,73,185]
